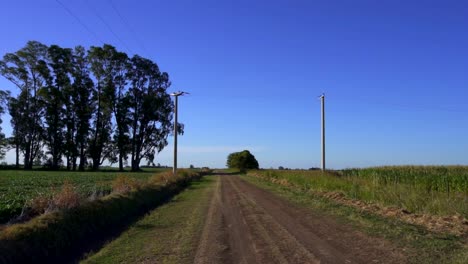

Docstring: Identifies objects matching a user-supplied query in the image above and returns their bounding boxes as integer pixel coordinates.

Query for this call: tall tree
[93,45,131,171]
[0,41,48,169]
[87,45,115,170]
[127,55,174,171]
[40,45,73,169]
[112,52,131,171]
[71,46,94,171]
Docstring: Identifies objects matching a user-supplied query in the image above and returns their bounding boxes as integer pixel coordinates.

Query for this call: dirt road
[194,175,405,264]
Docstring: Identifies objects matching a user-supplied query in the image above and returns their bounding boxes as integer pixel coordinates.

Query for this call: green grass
[242,175,468,264]
[82,175,218,264]
[0,169,168,223]
[249,166,468,218]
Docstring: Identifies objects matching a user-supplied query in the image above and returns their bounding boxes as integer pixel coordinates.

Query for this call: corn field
[248,166,468,217]
[341,166,468,196]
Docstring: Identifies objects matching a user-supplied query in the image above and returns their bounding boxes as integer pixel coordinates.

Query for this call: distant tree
[226,150,259,171]
[0,41,48,169]
[127,55,174,171]
[190,164,194,169]
[278,166,284,170]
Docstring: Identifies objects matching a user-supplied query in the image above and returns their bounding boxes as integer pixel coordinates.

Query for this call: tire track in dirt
[194,175,406,264]
[230,177,320,264]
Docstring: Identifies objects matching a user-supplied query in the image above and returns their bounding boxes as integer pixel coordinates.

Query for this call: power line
[107,0,149,55]
[356,99,468,114]
[84,0,133,54]
[55,0,104,44]
[318,93,468,114]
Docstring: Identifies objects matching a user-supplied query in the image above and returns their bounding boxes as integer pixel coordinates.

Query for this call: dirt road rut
[194,175,405,264]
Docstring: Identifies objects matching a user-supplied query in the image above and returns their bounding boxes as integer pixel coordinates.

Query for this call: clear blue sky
[1,0,467,169]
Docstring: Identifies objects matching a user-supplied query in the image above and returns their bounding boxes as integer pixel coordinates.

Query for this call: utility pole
[170,91,188,176]
[320,94,326,171]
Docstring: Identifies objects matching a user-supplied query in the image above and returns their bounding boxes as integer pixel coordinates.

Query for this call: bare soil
[194,175,406,264]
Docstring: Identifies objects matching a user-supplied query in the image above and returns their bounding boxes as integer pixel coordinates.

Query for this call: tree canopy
[226,150,259,171]
[0,41,179,171]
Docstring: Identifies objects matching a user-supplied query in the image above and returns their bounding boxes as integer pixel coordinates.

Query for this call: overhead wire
[55,0,105,44]
[107,0,149,55]
[84,0,133,54]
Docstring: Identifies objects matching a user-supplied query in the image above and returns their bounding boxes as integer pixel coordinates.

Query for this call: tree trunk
[66,156,71,171]
[53,154,60,170]
[79,144,86,171]
[131,159,137,171]
[24,144,31,170]
[72,157,77,171]
[131,152,140,171]
[119,154,124,171]
[92,157,100,171]
[15,142,19,169]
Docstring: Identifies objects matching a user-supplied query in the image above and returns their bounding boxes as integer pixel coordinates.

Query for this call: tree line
[0,41,180,171]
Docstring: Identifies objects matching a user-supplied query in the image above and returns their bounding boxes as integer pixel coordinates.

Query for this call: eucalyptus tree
[1,41,176,171]
[103,46,131,171]
[71,46,94,171]
[87,45,116,170]
[41,45,73,169]
[0,41,48,169]
[127,55,174,171]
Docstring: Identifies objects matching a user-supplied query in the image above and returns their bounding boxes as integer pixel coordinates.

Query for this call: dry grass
[12,182,82,223]
[148,169,207,186]
[111,175,142,194]
[3,169,209,226]
[148,171,174,185]
[49,181,82,211]
[28,194,51,215]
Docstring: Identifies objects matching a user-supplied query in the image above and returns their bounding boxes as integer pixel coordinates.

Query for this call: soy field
[0,169,167,223]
